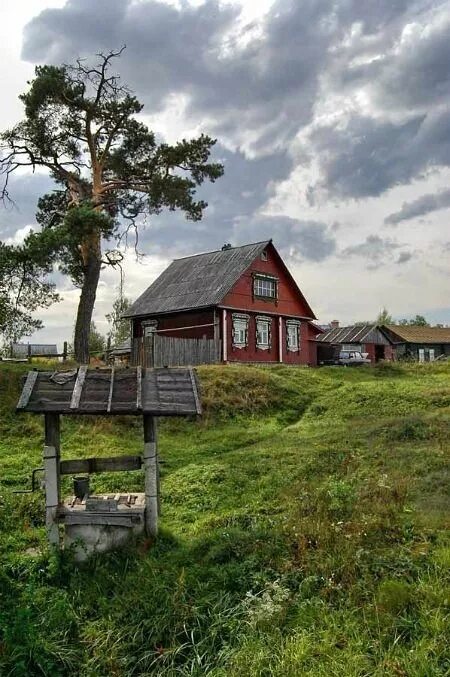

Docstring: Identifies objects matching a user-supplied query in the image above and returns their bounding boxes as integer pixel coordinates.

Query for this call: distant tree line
[376,308,430,326]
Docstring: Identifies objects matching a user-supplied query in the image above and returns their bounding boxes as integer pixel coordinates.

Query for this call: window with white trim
[253,275,277,299]
[232,314,249,348]
[143,320,158,337]
[256,316,271,350]
[342,343,362,352]
[286,320,300,351]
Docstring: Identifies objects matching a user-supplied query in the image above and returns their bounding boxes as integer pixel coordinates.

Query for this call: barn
[124,240,319,366]
[380,325,450,362]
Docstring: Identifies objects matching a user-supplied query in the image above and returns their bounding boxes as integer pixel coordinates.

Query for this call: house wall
[133,309,216,340]
[393,343,450,361]
[225,312,313,365]
[221,242,313,318]
[363,344,376,362]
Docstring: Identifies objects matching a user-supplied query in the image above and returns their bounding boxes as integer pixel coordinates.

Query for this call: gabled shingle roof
[383,325,450,344]
[318,324,390,345]
[124,241,272,318]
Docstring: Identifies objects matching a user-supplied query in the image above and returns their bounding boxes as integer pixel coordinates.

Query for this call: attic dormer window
[260,250,268,261]
[253,274,277,300]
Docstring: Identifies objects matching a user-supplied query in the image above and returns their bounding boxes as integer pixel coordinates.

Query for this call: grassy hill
[0,362,449,676]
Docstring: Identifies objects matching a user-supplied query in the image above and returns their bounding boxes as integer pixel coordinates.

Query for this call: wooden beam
[278,317,283,363]
[143,414,158,537]
[136,365,142,410]
[59,513,140,527]
[60,455,142,475]
[16,370,38,409]
[43,412,61,547]
[189,368,202,415]
[70,365,87,410]
[222,309,227,362]
[107,366,115,413]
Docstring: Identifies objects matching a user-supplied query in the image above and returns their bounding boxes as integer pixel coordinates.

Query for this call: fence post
[43,413,61,547]
[27,343,32,363]
[63,341,67,363]
[143,414,159,537]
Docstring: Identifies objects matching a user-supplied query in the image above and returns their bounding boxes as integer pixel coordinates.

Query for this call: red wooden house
[124,240,319,365]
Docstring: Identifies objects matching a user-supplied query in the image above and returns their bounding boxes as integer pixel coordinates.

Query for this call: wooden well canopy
[17,366,202,416]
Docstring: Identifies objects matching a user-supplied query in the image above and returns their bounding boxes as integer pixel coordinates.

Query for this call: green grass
[0,361,449,676]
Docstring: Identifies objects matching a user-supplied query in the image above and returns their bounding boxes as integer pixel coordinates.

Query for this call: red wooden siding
[362,343,395,362]
[133,309,216,340]
[225,312,313,365]
[221,242,314,318]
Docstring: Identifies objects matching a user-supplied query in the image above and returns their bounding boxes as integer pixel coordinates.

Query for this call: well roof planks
[16,367,202,416]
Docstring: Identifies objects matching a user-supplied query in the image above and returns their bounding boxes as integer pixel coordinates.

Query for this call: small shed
[17,366,201,557]
[380,325,450,361]
[317,324,394,362]
[110,338,131,365]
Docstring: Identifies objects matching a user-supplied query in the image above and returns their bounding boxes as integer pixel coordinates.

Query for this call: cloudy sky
[1,0,449,345]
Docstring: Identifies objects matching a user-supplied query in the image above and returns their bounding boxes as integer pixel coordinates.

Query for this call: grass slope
[0,362,449,676]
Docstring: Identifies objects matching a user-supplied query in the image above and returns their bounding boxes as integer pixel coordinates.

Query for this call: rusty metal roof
[124,241,271,318]
[383,325,450,344]
[317,324,390,345]
[16,367,202,416]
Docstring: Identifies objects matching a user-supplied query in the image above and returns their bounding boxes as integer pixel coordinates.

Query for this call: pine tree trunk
[74,253,102,364]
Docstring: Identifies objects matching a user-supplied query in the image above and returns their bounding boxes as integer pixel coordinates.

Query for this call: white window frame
[286,320,301,352]
[256,316,271,350]
[253,275,277,299]
[418,348,425,363]
[232,313,249,349]
[428,348,435,362]
[143,320,158,337]
[341,343,362,352]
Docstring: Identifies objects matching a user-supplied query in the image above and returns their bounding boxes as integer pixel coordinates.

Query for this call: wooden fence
[131,335,221,368]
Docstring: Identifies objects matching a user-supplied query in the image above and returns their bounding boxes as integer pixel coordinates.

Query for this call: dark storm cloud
[22,0,335,152]
[341,235,404,268]
[307,109,450,199]
[139,210,337,262]
[135,145,336,262]
[21,0,422,155]
[374,15,450,112]
[385,188,450,225]
[241,215,337,262]
[19,0,450,227]
[397,251,413,264]
[0,173,55,239]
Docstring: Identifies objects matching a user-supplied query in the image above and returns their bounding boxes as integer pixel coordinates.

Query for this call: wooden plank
[32,379,75,392]
[43,413,61,547]
[136,365,142,410]
[107,366,115,413]
[70,365,87,410]
[189,368,202,415]
[143,414,159,537]
[60,454,142,475]
[16,370,39,409]
[59,513,140,527]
